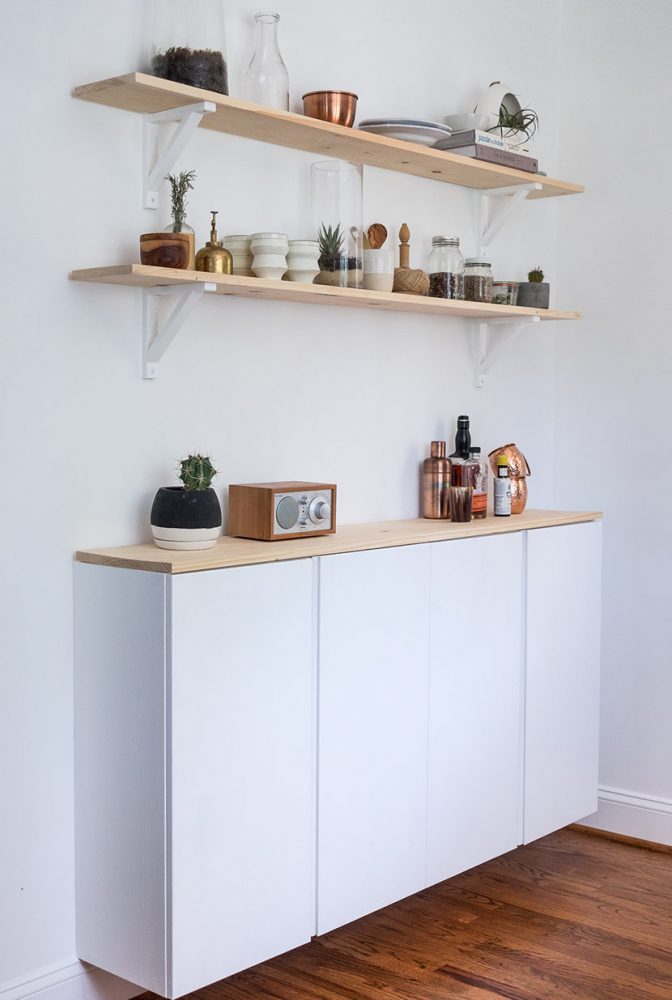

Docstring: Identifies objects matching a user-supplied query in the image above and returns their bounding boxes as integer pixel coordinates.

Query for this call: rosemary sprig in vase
[166,169,196,233]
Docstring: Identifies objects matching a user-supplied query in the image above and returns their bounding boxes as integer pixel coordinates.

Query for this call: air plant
[490,105,539,143]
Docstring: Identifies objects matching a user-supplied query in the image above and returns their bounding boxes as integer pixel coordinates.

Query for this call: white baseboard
[0,960,140,1000]
[579,785,672,846]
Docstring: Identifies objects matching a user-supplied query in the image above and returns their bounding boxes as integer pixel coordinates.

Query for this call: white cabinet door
[317,545,430,934]
[427,534,523,885]
[169,559,314,998]
[524,521,602,843]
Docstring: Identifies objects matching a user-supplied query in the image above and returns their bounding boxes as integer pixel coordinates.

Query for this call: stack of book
[433,129,538,173]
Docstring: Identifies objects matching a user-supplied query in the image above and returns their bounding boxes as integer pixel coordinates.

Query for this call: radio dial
[309,497,330,524]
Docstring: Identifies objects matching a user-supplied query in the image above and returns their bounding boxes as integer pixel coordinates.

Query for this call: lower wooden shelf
[70,264,581,322]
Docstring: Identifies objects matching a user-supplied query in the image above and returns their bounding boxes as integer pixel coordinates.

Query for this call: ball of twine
[393,267,430,295]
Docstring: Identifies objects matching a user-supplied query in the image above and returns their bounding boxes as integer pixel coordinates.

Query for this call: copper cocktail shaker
[422,441,451,518]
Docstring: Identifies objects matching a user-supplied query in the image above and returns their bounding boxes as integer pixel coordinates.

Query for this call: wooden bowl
[302,91,358,127]
[140,232,192,270]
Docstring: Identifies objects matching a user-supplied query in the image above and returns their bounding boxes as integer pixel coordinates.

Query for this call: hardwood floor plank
[140,829,672,1000]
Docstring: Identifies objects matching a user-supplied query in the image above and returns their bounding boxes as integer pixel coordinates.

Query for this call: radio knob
[276,496,300,530]
[309,497,331,524]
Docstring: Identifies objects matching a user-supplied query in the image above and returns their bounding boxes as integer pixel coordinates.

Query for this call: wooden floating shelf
[75,510,602,575]
[69,265,581,322]
[72,73,584,200]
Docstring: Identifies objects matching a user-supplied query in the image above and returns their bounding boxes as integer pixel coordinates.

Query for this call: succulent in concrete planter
[150,453,222,550]
[516,266,550,309]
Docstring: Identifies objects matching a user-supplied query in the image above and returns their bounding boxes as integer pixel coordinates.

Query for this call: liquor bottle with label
[450,414,471,485]
[464,446,488,519]
[493,453,512,516]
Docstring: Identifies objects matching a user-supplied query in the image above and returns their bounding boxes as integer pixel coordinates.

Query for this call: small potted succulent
[150,453,222,550]
[516,266,550,309]
[140,169,197,270]
[315,223,362,287]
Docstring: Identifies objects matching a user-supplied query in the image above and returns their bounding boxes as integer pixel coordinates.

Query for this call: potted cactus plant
[150,453,222,550]
[516,266,550,309]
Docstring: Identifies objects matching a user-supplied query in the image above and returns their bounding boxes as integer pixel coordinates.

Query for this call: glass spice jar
[427,236,464,299]
[150,0,228,95]
[463,258,494,303]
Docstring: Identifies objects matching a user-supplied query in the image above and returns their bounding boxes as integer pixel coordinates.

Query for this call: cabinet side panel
[74,563,167,995]
[428,533,523,884]
[317,545,430,935]
[169,559,314,998]
[524,521,602,843]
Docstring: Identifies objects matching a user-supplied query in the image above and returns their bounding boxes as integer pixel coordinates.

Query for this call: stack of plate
[357,118,452,146]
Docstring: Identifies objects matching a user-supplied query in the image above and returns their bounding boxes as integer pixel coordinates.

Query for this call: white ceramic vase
[251,232,288,280]
[222,235,254,276]
[286,240,319,283]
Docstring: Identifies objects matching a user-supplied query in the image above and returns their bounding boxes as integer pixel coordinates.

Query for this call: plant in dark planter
[516,266,550,309]
[315,223,362,287]
[150,454,222,550]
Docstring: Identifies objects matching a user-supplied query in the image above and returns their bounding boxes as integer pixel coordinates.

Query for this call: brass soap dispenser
[195,211,233,274]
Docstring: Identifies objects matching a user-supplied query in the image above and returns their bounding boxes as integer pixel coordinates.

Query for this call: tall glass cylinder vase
[311,161,363,289]
[243,12,289,110]
[150,0,228,95]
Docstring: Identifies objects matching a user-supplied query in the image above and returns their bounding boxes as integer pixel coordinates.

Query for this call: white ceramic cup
[251,233,288,280]
[363,249,394,292]
[223,235,254,276]
[286,240,320,283]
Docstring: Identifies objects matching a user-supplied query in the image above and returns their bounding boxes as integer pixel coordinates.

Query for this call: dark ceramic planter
[516,282,550,309]
[150,486,222,550]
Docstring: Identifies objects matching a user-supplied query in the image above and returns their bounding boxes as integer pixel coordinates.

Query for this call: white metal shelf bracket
[143,101,216,209]
[476,182,542,256]
[471,316,540,388]
[143,282,216,379]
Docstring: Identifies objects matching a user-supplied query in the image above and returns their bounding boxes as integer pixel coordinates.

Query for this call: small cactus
[528,267,545,283]
[179,454,217,491]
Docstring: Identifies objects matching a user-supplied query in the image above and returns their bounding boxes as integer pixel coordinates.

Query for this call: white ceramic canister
[250,232,288,280]
[286,240,320,283]
[362,248,395,292]
[222,235,254,276]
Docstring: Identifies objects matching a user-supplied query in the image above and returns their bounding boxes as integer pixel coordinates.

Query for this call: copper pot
[302,90,358,127]
[488,443,531,515]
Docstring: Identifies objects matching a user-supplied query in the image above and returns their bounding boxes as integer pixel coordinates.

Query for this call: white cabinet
[524,521,602,843]
[74,515,601,996]
[427,534,524,884]
[75,559,314,999]
[316,545,431,934]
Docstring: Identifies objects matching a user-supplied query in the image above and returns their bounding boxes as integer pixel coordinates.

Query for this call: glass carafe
[150,0,228,95]
[243,12,289,111]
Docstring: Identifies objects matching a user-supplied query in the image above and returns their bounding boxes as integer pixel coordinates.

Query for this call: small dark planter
[150,486,222,550]
[517,282,550,309]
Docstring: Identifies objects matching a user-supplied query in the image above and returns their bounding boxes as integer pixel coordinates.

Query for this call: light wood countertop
[75,509,602,575]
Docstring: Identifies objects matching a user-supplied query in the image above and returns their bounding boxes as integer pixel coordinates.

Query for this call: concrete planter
[516,282,550,309]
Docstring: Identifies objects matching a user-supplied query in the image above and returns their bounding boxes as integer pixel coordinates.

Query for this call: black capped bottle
[450,415,471,485]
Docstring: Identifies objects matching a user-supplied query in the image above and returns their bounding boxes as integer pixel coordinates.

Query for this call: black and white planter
[516,282,550,309]
[150,487,222,550]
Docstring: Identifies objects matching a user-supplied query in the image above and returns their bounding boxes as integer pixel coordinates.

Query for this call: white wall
[555,0,672,845]
[2,1,570,997]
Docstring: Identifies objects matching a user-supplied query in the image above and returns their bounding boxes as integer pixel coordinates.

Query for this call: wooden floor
[156,828,672,1000]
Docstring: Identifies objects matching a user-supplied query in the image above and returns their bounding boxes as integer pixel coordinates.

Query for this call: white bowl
[443,113,492,133]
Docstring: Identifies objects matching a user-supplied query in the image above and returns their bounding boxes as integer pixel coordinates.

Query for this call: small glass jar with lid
[427,236,464,299]
[463,258,494,303]
[150,0,228,95]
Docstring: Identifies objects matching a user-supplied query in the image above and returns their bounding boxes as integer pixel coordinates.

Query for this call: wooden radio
[227,482,337,541]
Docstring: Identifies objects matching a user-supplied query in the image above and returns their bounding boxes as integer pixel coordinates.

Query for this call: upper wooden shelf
[69,265,581,322]
[72,73,584,200]
[75,510,602,575]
